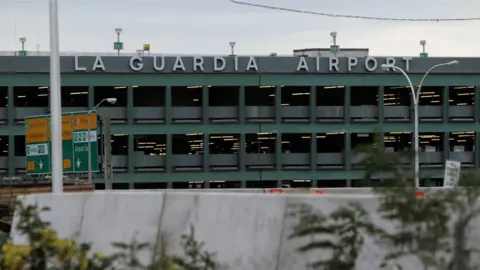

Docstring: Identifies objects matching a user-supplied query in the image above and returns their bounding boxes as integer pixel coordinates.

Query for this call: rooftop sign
[0,55,475,74]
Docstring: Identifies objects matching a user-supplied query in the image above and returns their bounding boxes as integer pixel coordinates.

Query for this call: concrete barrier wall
[10,192,480,270]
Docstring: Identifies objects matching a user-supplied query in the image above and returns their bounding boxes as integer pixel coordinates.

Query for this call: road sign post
[72,111,99,173]
[25,111,99,176]
[25,117,51,175]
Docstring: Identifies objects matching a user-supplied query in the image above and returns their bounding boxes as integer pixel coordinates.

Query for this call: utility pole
[103,116,113,190]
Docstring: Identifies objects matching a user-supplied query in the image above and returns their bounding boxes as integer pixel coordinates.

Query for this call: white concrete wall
[10,192,480,270]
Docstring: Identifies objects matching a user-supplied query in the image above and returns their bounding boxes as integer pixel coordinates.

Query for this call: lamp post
[87,98,117,183]
[229,41,236,56]
[114,28,123,56]
[49,0,63,193]
[19,37,26,51]
[381,60,459,188]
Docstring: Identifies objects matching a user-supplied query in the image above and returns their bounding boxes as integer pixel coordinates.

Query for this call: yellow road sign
[73,113,97,130]
[26,118,48,143]
[48,115,73,140]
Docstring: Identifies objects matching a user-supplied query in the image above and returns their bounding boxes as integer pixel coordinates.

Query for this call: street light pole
[381,61,459,188]
[87,98,117,183]
[49,0,63,193]
[115,28,122,56]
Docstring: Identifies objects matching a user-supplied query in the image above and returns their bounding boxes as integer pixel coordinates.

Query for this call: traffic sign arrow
[76,158,81,168]
[39,160,43,170]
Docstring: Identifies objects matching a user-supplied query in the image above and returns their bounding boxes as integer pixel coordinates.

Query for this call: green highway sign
[25,111,99,175]
[113,42,124,50]
[71,111,99,173]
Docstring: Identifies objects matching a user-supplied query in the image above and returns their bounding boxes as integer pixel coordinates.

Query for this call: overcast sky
[2,0,480,56]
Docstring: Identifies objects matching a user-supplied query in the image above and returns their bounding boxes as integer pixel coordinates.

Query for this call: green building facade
[1,55,480,189]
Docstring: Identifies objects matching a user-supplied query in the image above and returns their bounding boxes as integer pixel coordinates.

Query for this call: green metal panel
[4,73,480,87]
[91,168,445,184]
[4,122,480,137]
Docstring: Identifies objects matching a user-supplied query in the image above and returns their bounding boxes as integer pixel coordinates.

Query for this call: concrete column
[310,85,316,123]
[88,86,95,109]
[128,133,134,173]
[344,86,351,122]
[165,86,171,125]
[275,132,281,170]
[203,133,209,172]
[378,86,384,123]
[7,86,13,125]
[475,132,480,168]
[345,132,352,187]
[127,85,134,125]
[310,132,316,171]
[7,86,15,176]
[239,86,245,124]
[443,86,449,123]
[203,86,209,124]
[275,86,281,123]
[8,135,15,176]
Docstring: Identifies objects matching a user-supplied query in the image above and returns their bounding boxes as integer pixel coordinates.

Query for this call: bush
[0,201,219,270]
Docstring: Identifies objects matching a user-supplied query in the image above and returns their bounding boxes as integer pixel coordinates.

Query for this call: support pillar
[378,86,384,123]
[128,133,134,173]
[310,85,316,123]
[88,86,95,109]
[275,86,281,123]
[345,132,352,187]
[239,86,245,124]
[203,86,209,124]
[310,132,316,171]
[127,85,134,125]
[443,86,449,123]
[344,86,351,123]
[7,86,14,176]
[165,86,171,125]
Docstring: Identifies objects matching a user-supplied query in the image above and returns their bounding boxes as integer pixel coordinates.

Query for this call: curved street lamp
[380,60,459,188]
[87,98,117,183]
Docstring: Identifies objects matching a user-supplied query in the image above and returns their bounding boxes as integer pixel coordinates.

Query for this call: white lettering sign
[129,56,143,72]
[172,56,186,71]
[70,56,418,73]
[245,56,258,71]
[214,57,226,71]
[92,56,105,71]
[296,57,309,71]
[74,56,86,71]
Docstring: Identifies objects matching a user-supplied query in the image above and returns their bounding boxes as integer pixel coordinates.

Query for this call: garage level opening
[209,86,239,122]
[316,86,345,122]
[172,133,203,171]
[449,131,475,166]
[245,133,276,169]
[281,86,310,122]
[61,86,89,110]
[351,133,375,168]
[14,136,26,173]
[419,86,443,121]
[245,86,275,122]
[14,86,49,122]
[317,132,345,168]
[134,135,166,171]
[449,86,475,121]
[94,86,128,122]
[383,86,411,122]
[281,180,311,188]
[419,132,443,166]
[281,133,310,169]
[133,86,165,123]
[350,86,379,122]
[109,134,128,172]
[171,86,203,123]
[209,134,239,154]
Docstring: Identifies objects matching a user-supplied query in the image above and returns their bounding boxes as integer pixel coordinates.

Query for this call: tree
[288,202,380,270]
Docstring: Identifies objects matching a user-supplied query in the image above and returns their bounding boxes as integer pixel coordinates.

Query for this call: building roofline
[293,48,370,52]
